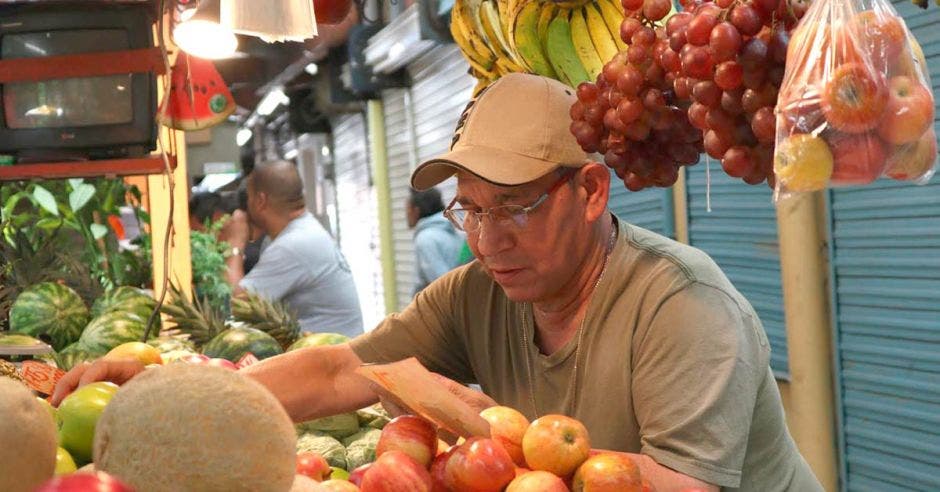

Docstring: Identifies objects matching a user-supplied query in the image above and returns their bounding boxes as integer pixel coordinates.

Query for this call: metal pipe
[367,99,398,314]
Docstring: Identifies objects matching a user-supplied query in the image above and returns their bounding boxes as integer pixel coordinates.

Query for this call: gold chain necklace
[520,224,617,418]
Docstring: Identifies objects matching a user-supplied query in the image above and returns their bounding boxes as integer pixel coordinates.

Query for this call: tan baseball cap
[410,73,589,191]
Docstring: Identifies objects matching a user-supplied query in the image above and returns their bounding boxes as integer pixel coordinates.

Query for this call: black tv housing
[0,4,158,161]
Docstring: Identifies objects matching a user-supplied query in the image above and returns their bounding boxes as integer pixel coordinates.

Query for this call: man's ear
[577,162,610,223]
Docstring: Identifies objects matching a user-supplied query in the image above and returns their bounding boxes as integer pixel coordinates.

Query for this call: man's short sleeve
[349,267,474,383]
[239,243,304,301]
[632,282,770,488]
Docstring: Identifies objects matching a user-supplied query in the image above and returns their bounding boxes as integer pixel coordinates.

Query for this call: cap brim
[411,145,582,191]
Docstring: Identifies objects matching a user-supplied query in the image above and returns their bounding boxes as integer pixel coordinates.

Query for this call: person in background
[236,181,264,275]
[219,160,364,337]
[407,188,465,295]
[188,191,225,232]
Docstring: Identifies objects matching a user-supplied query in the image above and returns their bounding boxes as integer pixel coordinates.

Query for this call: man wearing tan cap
[54,73,820,491]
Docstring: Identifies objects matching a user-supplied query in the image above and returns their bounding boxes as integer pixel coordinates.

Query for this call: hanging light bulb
[173,0,238,60]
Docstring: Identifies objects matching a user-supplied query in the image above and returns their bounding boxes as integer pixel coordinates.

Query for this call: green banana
[597,0,628,51]
[512,1,558,78]
[545,10,591,87]
[570,7,604,80]
[585,3,619,64]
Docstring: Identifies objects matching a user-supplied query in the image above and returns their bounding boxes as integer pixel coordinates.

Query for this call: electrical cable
[143,0,177,342]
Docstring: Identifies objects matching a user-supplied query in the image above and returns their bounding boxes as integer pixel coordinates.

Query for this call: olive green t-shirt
[350,217,822,491]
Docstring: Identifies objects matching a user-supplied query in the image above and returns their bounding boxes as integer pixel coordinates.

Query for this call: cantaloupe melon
[289,474,322,492]
[0,378,57,492]
[93,364,296,492]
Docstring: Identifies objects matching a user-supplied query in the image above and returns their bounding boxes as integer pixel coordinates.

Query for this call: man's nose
[474,218,513,257]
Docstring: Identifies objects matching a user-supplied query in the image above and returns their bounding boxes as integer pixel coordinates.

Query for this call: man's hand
[50,359,146,406]
[219,209,250,250]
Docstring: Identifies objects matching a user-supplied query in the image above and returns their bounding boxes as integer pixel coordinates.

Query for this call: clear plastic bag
[773,0,936,200]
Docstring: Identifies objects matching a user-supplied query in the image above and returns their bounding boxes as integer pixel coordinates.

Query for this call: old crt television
[0,5,157,160]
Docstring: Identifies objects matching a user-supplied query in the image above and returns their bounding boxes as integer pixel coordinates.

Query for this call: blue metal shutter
[684,163,788,376]
[829,3,940,491]
[607,179,673,237]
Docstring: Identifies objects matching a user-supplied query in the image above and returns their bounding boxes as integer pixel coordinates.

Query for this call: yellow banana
[455,0,499,63]
[511,0,558,78]
[537,3,557,48]
[451,4,496,69]
[584,3,618,65]
[496,0,514,46]
[570,7,603,80]
[597,0,628,51]
[480,0,527,68]
[545,10,591,87]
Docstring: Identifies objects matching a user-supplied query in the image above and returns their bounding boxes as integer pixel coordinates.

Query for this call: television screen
[1,29,133,129]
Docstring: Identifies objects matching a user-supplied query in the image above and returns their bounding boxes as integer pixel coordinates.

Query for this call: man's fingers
[77,360,114,387]
[51,362,89,406]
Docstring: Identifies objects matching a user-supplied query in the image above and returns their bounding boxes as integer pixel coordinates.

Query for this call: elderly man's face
[456,168,601,303]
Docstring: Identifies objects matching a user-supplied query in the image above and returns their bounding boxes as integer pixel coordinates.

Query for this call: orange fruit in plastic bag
[821,63,888,133]
[775,134,834,192]
[885,130,938,182]
[851,10,906,72]
[828,131,887,185]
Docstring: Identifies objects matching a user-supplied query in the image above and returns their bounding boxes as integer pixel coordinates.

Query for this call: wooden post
[367,100,398,314]
[776,191,839,491]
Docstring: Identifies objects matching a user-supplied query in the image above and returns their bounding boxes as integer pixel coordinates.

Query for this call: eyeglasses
[443,170,575,233]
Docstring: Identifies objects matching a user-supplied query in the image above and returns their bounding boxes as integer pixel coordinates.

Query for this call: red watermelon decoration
[158,53,236,131]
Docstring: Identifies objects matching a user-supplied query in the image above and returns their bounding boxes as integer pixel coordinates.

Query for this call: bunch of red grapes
[569,0,809,190]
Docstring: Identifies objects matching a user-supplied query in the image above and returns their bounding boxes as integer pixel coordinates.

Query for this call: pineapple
[230,292,300,350]
[0,359,25,385]
[160,283,226,348]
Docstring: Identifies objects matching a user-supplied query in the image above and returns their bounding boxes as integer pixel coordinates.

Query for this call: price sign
[236,352,259,369]
[21,360,66,395]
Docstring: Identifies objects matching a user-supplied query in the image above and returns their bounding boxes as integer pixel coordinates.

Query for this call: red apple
[506,470,570,491]
[430,445,457,492]
[571,453,643,492]
[35,472,135,492]
[360,451,432,492]
[522,415,591,478]
[886,130,938,181]
[480,406,530,467]
[376,415,438,469]
[296,451,331,482]
[348,463,371,487]
[878,76,934,144]
[444,437,516,492]
[828,131,887,185]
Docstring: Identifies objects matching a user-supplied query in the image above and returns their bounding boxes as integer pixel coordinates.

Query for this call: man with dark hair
[188,191,225,232]
[407,188,464,294]
[219,160,364,337]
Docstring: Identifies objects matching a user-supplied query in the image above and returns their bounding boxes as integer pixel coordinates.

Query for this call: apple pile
[774,6,937,194]
[340,408,653,492]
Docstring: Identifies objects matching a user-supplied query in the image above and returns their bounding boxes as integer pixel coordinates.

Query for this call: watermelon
[9,282,90,351]
[91,287,161,331]
[0,333,45,347]
[157,53,236,131]
[288,332,350,351]
[202,327,283,362]
[146,336,195,354]
[54,343,95,371]
[77,312,148,357]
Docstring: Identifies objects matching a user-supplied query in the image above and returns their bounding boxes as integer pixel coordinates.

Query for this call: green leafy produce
[190,220,231,313]
[296,432,347,470]
[356,404,391,430]
[343,428,381,471]
[296,412,361,440]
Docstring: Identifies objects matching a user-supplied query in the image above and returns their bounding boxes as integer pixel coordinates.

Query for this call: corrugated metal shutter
[407,45,475,203]
[830,3,940,490]
[685,163,788,375]
[383,88,420,311]
[607,181,672,237]
[331,113,385,330]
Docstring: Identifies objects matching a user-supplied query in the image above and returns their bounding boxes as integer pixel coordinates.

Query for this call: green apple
[37,396,57,424]
[57,382,119,465]
[55,446,77,475]
[330,467,350,480]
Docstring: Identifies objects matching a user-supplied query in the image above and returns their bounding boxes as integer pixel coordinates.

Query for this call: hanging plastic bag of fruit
[773,0,937,201]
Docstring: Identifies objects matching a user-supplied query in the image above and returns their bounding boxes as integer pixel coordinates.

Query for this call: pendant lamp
[173,0,238,59]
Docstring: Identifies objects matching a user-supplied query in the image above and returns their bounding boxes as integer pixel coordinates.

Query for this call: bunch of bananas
[450,0,628,93]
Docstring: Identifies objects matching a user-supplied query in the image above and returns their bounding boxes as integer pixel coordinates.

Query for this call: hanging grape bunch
[570,0,810,191]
